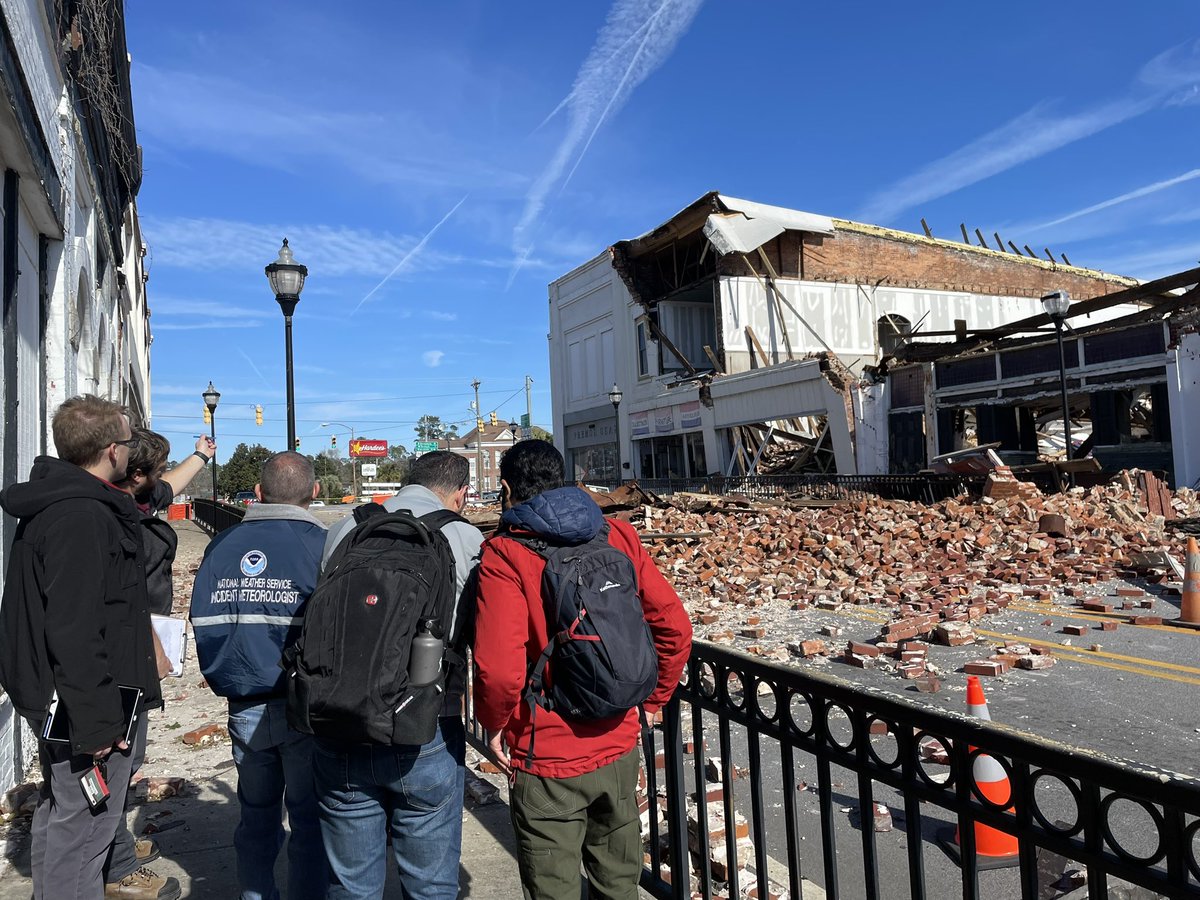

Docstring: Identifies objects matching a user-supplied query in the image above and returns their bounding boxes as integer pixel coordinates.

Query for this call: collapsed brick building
[548,192,1150,484]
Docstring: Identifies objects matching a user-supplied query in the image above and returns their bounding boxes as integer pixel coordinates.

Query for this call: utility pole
[472,378,484,494]
[525,374,533,439]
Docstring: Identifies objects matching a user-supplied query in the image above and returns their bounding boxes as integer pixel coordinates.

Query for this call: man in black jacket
[0,395,178,900]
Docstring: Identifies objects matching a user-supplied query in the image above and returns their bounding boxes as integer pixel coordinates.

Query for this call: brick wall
[802,227,1131,299]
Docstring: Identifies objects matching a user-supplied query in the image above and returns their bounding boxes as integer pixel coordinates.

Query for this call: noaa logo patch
[240,550,268,577]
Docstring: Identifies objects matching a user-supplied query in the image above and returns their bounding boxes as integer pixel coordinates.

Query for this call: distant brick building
[440,420,519,494]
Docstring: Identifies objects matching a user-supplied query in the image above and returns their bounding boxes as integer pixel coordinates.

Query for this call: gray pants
[104,714,150,883]
[28,720,139,900]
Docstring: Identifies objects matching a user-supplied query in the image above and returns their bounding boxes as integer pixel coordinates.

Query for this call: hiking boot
[104,867,182,900]
[134,838,160,864]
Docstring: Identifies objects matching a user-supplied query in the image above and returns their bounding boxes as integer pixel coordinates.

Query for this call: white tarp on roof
[703,213,785,255]
[703,194,835,255]
[716,194,835,236]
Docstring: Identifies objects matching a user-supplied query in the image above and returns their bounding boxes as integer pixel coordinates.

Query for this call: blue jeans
[314,716,466,900]
[227,698,328,900]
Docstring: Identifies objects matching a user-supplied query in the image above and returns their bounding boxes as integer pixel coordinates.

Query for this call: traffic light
[203,406,211,425]
[331,435,337,448]
[476,417,484,432]
[489,411,498,426]
[294,438,301,450]
[255,405,263,426]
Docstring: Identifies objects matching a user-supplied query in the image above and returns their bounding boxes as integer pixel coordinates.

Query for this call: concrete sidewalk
[0,743,529,898]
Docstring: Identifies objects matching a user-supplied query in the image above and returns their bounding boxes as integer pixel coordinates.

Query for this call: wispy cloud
[153,321,265,331]
[352,196,468,314]
[510,0,705,283]
[1025,168,1200,232]
[153,297,273,321]
[1093,239,1200,280]
[858,40,1200,224]
[427,311,458,321]
[132,63,527,195]
[422,350,445,367]
[143,215,473,283]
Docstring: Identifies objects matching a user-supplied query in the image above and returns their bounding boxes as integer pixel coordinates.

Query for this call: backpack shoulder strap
[353,502,388,525]
[416,508,467,533]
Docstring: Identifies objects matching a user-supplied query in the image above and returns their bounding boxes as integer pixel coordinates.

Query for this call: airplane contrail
[353,195,468,315]
[510,0,704,285]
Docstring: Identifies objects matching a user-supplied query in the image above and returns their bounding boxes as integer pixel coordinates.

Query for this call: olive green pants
[509,748,642,900]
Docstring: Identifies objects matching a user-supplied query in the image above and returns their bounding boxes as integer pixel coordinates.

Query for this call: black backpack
[511,523,658,754]
[285,504,464,746]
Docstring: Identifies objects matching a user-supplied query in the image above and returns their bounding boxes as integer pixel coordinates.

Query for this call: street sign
[520,413,530,427]
[349,438,388,458]
[360,463,378,477]
[413,440,439,453]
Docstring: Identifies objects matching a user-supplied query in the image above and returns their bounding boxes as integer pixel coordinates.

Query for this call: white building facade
[548,194,1144,484]
[0,0,150,792]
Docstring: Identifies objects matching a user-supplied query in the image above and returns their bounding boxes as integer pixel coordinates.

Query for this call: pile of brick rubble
[604,475,1200,898]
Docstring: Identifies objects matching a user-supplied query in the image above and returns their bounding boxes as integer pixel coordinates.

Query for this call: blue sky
[126,1,1200,461]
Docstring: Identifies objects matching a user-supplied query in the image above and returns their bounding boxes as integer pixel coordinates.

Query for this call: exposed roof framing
[896,267,1200,364]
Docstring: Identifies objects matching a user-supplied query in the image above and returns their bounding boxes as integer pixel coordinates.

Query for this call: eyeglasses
[112,436,140,449]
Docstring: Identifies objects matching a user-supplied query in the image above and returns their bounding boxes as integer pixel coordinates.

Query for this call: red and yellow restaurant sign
[348,438,389,458]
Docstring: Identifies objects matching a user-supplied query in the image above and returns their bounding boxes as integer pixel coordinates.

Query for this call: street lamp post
[608,383,623,485]
[1041,290,1074,489]
[265,239,308,451]
[508,420,518,447]
[321,422,357,500]
[202,381,220,505]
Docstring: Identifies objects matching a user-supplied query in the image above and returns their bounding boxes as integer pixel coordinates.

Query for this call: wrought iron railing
[467,641,1200,899]
[190,498,246,535]
[585,473,985,503]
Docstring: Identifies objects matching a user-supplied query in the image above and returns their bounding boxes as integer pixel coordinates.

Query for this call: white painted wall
[1168,332,1200,490]
[720,277,1146,373]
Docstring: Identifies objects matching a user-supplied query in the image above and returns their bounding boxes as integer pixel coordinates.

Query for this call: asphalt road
[665,576,1198,899]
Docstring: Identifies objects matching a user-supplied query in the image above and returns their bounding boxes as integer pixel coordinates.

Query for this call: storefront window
[636,433,708,478]
[685,432,707,476]
[571,444,618,482]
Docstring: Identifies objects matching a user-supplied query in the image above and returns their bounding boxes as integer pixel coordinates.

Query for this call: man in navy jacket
[190,452,328,900]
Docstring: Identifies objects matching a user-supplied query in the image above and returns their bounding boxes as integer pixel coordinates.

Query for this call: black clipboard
[42,685,143,746]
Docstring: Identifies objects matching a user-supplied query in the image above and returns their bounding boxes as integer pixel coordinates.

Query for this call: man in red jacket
[474,441,692,900]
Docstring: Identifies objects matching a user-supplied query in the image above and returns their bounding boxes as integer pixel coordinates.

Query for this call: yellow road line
[1007,603,1186,636]
[975,629,1200,677]
[826,605,1200,684]
[1017,651,1200,686]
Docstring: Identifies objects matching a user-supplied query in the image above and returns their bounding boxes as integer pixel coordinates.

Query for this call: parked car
[233,491,256,506]
[310,500,326,507]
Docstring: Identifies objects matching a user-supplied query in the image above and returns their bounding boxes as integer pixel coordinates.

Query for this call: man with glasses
[316,451,483,899]
[0,395,177,900]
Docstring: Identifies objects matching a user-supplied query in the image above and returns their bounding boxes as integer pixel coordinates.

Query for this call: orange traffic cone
[940,676,1020,870]
[1180,537,1200,625]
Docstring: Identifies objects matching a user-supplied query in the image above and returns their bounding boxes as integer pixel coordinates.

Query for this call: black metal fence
[468,642,1200,899]
[190,498,245,535]
[587,473,986,504]
[635,642,1200,899]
